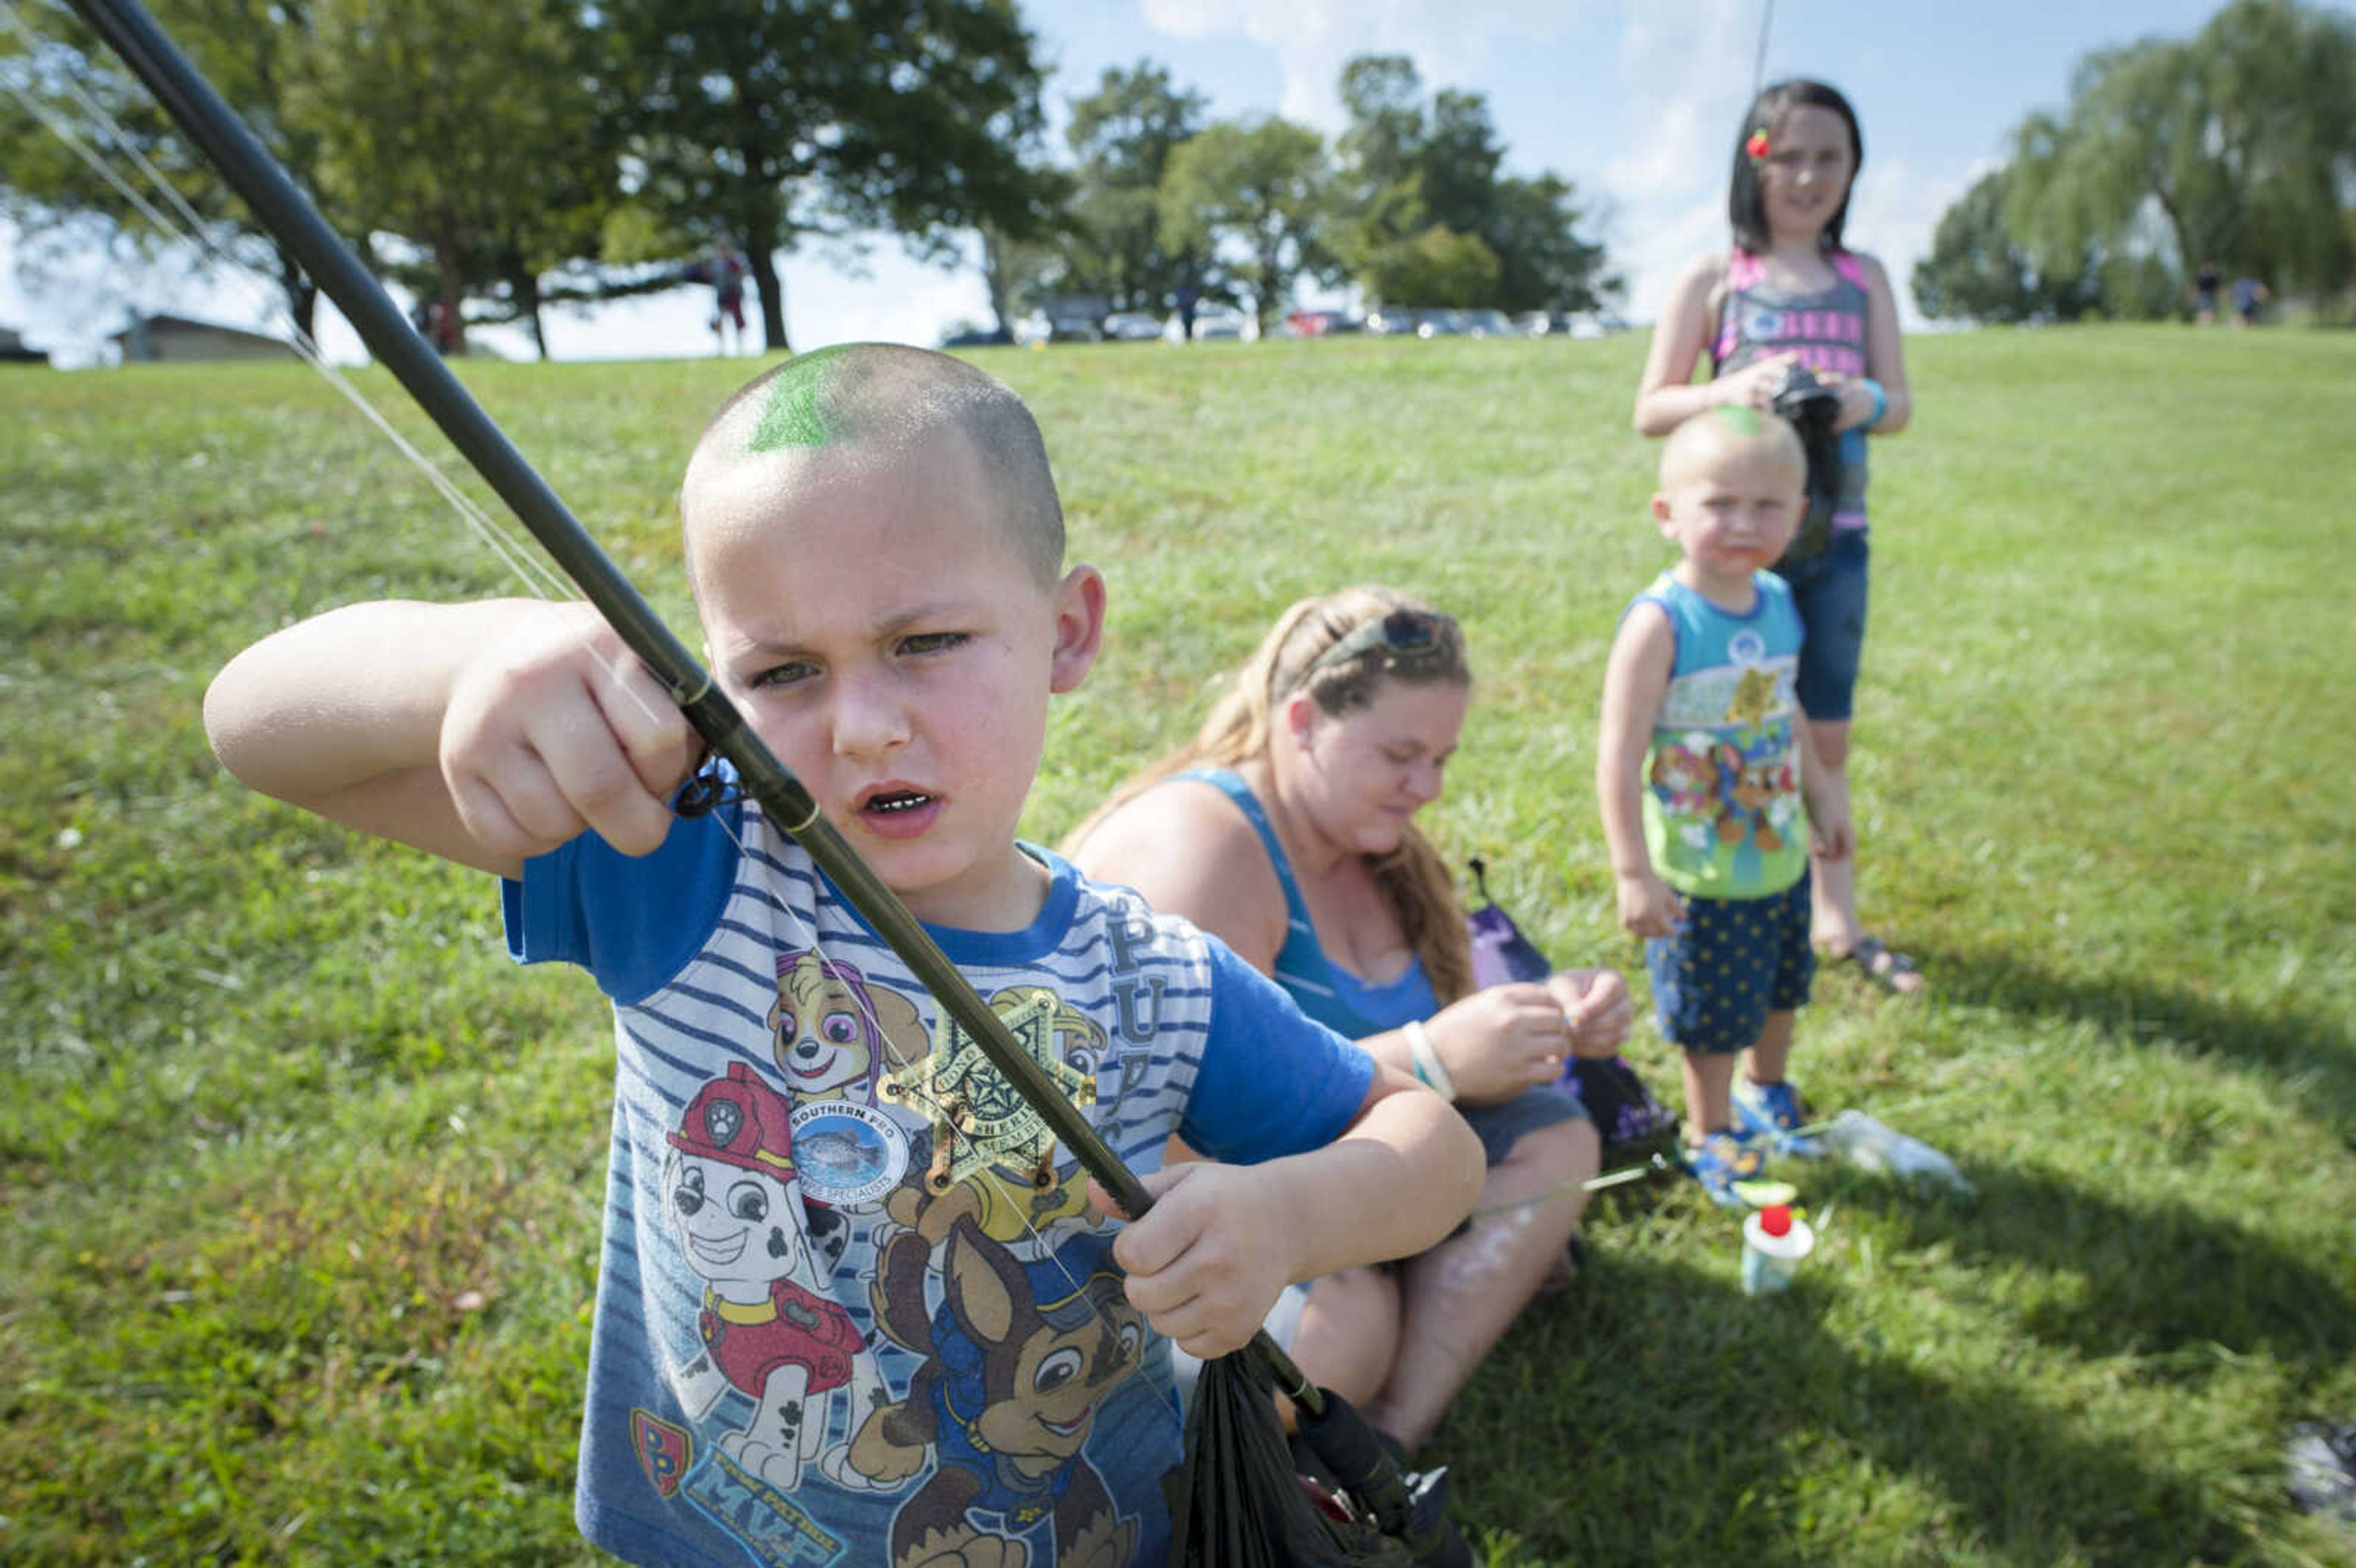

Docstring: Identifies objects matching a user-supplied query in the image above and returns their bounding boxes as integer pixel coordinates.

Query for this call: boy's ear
[1649,492,1676,534]
[1047,564,1107,694]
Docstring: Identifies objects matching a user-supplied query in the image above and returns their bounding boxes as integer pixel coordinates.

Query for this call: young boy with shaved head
[1596,406,1854,1209]
[206,344,1482,1568]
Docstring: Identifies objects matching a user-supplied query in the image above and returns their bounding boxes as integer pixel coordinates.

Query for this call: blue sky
[0,0,2303,363]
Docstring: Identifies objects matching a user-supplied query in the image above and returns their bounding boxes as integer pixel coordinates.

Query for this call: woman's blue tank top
[1172,767,1436,1040]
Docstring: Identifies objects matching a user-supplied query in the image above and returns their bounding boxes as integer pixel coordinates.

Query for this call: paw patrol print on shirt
[880,988,1095,1193]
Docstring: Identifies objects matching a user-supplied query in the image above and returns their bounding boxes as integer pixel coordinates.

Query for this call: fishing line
[12,0,1167,1380]
[1,0,577,607]
[1751,0,1776,100]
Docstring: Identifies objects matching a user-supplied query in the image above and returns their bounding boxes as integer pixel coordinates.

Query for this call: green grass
[4,327,2353,1566]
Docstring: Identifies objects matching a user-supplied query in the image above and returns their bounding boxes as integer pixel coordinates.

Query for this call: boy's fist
[442,603,697,860]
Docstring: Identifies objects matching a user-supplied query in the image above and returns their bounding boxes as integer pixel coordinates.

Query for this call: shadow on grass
[1915,945,2356,1145]
[1842,1161,2356,1369]
[1442,1174,2341,1566]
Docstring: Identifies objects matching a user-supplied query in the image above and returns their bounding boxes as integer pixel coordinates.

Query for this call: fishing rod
[60,0,1348,1420]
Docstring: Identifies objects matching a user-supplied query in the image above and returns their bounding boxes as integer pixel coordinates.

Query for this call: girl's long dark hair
[1728,79,1863,255]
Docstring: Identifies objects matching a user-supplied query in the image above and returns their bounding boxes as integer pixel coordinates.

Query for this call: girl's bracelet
[1404,1019,1457,1103]
[1860,377,1888,430]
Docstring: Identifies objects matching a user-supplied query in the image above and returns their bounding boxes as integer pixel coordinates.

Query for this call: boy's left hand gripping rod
[60,0,1165,1223]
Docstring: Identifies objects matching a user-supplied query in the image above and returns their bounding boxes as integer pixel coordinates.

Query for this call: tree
[1326,54,1612,313]
[1158,117,1330,329]
[1053,61,1207,313]
[1914,166,2100,323]
[1488,173,1616,314]
[1357,220,1498,308]
[2008,0,2356,306]
[1335,55,1423,196]
[0,0,344,340]
[290,0,605,357]
[594,0,1056,353]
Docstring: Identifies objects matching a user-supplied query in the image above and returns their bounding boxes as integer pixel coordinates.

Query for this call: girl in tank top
[1631,79,1924,999]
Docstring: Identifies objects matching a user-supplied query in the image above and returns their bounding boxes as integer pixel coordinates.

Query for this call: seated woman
[1064,584,1631,1453]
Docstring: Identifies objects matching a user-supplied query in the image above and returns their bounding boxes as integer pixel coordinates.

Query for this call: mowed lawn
[3,326,2352,1567]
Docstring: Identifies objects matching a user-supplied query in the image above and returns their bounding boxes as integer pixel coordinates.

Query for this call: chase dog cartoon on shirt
[645,950,1145,1566]
[1649,625,1803,874]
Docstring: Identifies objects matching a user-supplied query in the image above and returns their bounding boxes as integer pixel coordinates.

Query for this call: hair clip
[1746,129,1771,162]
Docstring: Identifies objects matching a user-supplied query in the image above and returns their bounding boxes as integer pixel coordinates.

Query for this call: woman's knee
[1495,1115,1600,1191]
[1293,1268,1402,1404]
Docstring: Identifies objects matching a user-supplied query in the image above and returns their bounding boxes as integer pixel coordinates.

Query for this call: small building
[0,327,49,367]
[111,312,297,364]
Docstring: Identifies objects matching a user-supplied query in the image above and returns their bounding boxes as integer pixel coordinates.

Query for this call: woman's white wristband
[1404,1019,1456,1103]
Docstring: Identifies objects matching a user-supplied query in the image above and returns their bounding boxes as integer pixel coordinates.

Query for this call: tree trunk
[516,266,549,361]
[982,228,1014,338]
[749,248,790,355]
[277,246,318,344]
[434,237,467,356]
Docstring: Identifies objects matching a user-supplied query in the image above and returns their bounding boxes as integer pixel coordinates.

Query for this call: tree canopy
[1924,0,2356,322]
[1327,55,1614,314]
[1157,116,1330,329]
[0,0,344,339]
[1914,167,2100,325]
[6,7,1619,355]
[591,0,1057,352]
[291,0,604,355]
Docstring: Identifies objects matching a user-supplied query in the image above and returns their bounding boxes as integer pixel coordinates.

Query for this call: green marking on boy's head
[747,345,852,452]
[1658,402,1807,491]
[685,343,1070,591]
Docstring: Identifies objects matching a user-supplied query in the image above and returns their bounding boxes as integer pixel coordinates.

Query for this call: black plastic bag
[1166,1346,1471,1567]
[1769,361,1846,565]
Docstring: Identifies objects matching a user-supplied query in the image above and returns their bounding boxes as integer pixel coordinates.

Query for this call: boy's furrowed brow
[719,597,980,658]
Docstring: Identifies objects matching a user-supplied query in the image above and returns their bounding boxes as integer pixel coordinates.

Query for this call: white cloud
[1138,0,1581,128]
[1602,0,1755,323]
[1850,156,1984,329]
[1603,1,1752,203]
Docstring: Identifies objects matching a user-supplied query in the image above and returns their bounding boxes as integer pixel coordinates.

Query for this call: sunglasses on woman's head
[1303,607,1455,677]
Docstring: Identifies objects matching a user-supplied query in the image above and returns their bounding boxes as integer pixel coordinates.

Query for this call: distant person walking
[709,244,749,355]
[2192,261,2221,326]
[685,243,750,356]
[1631,77,1921,998]
[2231,273,2270,328]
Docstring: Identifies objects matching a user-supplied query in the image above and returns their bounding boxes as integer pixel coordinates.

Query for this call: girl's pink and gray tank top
[1712,248,1873,530]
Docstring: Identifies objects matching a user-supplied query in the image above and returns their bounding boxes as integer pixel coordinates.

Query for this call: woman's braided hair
[1064,585,1477,1003]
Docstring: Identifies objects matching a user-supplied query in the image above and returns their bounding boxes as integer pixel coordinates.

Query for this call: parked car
[1458,309,1515,338]
[1415,309,1467,339]
[1102,310,1167,342]
[1285,308,1361,337]
[1190,306,1257,341]
[939,324,1014,348]
[1515,311,1572,337]
[1362,307,1418,336]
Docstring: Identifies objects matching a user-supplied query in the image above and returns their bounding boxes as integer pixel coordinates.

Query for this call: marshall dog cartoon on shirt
[662,1062,866,1494]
